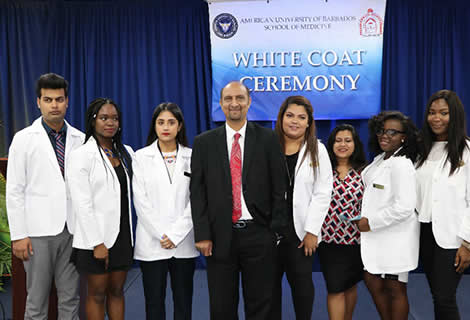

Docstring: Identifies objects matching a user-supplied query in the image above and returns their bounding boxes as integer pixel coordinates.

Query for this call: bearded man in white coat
[6,73,84,320]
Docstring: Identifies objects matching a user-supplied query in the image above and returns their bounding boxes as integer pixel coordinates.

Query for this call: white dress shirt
[225,121,253,220]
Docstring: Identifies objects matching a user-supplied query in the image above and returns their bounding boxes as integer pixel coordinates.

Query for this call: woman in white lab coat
[67,98,134,320]
[270,96,333,320]
[133,102,197,320]
[415,90,470,320]
[356,111,419,320]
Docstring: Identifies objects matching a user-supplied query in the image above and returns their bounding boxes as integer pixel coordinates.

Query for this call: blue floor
[125,270,470,320]
[0,269,469,319]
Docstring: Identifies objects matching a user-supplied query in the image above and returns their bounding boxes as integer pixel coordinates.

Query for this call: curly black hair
[368,110,419,163]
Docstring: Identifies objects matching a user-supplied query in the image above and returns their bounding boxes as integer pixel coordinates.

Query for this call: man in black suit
[190,81,287,319]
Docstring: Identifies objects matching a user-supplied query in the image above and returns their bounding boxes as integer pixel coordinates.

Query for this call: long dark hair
[84,98,133,179]
[416,90,469,175]
[146,102,189,147]
[327,124,366,171]
[368,110,419,163]
[275,95,318,175]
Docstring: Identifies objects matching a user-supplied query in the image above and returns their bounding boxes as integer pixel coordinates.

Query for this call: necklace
[103,148,115,158]
[158,142,178,184]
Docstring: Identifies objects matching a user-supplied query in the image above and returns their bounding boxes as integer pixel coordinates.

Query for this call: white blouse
[416,142,447,222]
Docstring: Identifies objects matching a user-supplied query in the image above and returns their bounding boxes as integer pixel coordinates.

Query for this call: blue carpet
[123,269,469,320]
[0,269,468,319]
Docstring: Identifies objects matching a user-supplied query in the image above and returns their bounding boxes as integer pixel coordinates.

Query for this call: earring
[401,139,405,143]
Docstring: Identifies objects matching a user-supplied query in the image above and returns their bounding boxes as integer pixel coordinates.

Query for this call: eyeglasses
[376,128,405,137]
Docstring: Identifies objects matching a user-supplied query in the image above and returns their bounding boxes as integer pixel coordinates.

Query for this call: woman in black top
[67,98,133,320]
[270,96,333,320]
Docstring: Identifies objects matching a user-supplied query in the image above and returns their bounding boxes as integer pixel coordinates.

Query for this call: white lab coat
[416,141,470,248]
[360,153,420,274]
[292,142,333,242]
[66,137,134,250]
[132,141,198,261]
[6,117,84,240]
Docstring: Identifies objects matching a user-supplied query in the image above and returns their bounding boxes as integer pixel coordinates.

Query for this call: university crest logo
[213,13,238,39]
[359,8,384,37]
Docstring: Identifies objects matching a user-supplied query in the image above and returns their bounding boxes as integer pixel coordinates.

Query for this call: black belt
[232,219,255,229]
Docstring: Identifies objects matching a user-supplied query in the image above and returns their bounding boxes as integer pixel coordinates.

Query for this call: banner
[208,0,387,121]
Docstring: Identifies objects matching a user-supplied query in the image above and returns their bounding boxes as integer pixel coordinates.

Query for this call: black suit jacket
[190,122,287,259]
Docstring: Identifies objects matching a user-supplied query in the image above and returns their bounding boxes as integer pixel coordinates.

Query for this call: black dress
[71,163,133,274]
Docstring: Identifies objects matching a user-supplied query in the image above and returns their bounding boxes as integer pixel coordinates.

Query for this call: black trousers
[140,257,196,320]
[270,228,315,320]
[206,223,276,320]
[420,223,463,320]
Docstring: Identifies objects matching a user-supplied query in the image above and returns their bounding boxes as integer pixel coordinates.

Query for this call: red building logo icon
[359,8,384,37]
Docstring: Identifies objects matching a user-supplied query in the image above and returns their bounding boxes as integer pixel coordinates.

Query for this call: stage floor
[1,269,469,319]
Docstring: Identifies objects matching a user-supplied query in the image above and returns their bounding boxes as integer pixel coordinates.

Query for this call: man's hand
[355,217,371,232]
[160,234,176,249]
[94,243,109,270]
[298,232,318,256]
[195,240,213,257]
[12,237,33,261]
[455,245,470,273]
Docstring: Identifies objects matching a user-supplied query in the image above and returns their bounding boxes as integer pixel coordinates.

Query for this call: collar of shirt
[333,167,361,181]
[225,121,247,141]
[42,118,67,136]
[225,121,247,161]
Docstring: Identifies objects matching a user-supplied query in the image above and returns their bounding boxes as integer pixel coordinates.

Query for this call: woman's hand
[94,243,109,270]
[160,234,176,249]
[355,217,371,232]
[455,245,470,273]
[298,232,318,256]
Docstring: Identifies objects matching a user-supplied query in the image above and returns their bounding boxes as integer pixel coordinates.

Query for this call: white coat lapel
[64,121,82,157]
[294,142,308,177]
[172,145,184,184]
[362,153,388,187]
[152,141,174,186]
[32,119,62,176]
[173,145,191,184]
[92,138,119,185]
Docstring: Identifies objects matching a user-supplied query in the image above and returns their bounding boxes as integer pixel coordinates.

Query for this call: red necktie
[230,133,242,223]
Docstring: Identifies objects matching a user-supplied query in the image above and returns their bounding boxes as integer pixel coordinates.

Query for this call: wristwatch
[462,240,470,251]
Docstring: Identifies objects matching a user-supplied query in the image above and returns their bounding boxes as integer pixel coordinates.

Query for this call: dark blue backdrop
[1,0,470,271]
[1,0,470,154]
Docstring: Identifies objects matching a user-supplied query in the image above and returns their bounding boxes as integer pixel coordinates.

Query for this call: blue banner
[209,0,387,121]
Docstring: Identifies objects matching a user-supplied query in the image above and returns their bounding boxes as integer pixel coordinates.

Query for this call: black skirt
[318,242,363,293]
[71,163,133,274]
